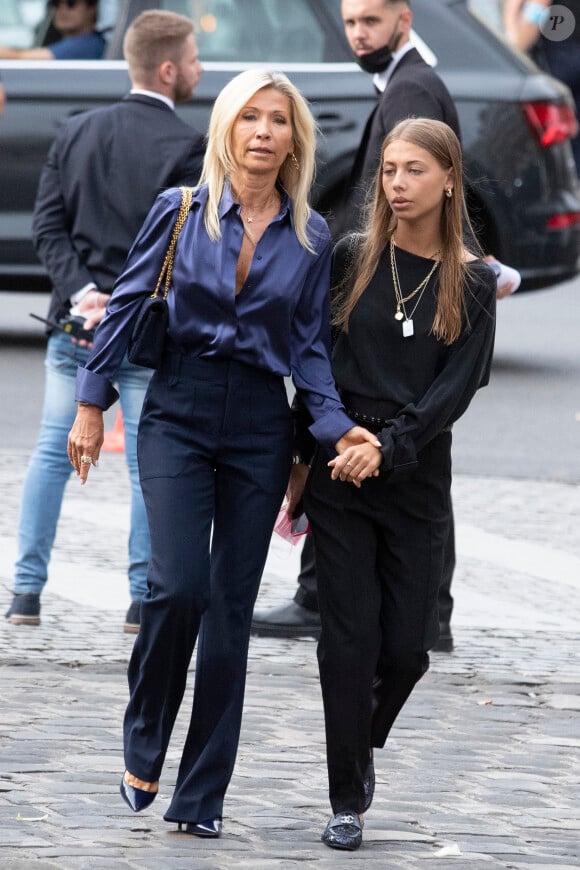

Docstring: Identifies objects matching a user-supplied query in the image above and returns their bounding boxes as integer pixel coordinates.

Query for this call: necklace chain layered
[389,237,440,338]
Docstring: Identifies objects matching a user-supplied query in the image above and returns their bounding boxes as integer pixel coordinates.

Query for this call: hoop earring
[445,188,453,198]
[290,152,300,170]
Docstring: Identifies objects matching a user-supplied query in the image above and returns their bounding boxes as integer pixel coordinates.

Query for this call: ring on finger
[80,455,92,465]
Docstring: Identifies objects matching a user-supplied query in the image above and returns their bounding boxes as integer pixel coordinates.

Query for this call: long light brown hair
[335,118,478,344]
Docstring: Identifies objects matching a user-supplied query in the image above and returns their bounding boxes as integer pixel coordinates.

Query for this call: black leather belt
[340,389,452,434]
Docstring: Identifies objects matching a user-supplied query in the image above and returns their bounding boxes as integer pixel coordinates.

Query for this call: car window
[156,0,327,62]
[0,0,118,48]
[467,0,505,34]
[411,1,519,73]
[0,0,44,47]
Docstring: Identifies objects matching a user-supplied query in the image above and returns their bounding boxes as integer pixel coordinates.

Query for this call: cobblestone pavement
[0,448,579,869]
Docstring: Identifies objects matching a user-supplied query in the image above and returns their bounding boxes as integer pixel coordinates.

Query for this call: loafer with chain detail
[321,811,363,851]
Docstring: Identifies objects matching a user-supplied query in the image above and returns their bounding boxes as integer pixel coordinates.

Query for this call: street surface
[0,278,579,867]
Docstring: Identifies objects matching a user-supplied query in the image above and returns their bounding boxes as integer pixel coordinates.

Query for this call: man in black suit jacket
[5,10,205,633]
[342,0,460,229]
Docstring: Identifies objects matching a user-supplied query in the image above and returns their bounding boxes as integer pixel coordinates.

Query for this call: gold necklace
[240,193,279,247]
[390,237,440,337]
[240,192,279,224]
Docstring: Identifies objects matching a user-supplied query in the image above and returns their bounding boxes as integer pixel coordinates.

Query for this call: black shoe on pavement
[321,811,363,851]
[5,593,41,626]
[251,601,321,639]
[124,600,141,634]
[432,621,454,653]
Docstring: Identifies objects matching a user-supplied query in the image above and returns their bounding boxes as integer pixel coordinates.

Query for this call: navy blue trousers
[124,354,293,824]
[304,432,451,814]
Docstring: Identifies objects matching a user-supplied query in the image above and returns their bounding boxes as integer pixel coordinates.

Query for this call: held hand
[335,425,381,454]
[285,463,309,518]
[328,442,382,488]
[67,404,105,485]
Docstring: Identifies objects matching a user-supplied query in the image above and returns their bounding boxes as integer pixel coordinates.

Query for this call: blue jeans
[13,331,152,601]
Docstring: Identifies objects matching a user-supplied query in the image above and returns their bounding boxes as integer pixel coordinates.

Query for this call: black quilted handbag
[127,186,193,369]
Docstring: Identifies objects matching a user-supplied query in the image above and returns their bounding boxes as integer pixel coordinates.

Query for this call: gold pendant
[394,307,404,321]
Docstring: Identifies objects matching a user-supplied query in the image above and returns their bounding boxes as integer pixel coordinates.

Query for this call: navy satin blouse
[76,183,353,448]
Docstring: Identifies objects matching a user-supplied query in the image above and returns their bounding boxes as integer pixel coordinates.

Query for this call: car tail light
[546,212,580,230]
[522,101,579,147]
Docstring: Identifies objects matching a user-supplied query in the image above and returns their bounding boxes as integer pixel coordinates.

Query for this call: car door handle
[315,113,357,135]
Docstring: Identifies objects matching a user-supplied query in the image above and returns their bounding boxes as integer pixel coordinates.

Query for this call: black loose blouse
[330,237,496,472]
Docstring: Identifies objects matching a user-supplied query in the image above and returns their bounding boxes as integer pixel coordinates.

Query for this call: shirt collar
[130,89,175,111]
[373,40,415,93]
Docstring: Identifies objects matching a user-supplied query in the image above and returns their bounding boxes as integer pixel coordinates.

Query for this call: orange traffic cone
[102,409,125,453]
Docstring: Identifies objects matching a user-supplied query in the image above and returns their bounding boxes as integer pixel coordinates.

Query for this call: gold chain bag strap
[127,186,193,369]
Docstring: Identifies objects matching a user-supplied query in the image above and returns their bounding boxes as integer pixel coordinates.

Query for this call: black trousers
[294,514,455,626]
[304,432,452,814]
[124,354,293,824]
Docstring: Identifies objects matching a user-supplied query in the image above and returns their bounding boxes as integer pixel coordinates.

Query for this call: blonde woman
[303,118,496,851]
[67,69,377,839]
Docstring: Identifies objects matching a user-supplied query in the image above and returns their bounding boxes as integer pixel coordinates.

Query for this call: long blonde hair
[198,69,318,252]
[335,118,477,344]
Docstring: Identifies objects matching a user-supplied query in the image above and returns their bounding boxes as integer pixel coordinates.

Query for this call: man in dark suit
[252,0,462,649]
[339,0,460,233]
[5,10,205,632]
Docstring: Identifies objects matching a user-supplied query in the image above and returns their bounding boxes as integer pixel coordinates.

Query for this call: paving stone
[1,449,579,867]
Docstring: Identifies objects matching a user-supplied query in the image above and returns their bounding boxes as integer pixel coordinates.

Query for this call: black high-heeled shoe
[178,817,222,838]
[120,773,158,812]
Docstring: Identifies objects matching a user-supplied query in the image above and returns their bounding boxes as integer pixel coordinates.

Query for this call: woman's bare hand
[67,404,105,485]
[285,462,310,518]
[329,442,382,488]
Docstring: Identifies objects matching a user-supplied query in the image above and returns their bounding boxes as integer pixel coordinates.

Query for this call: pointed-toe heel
[120,774,157,812]
[178,817,222,838]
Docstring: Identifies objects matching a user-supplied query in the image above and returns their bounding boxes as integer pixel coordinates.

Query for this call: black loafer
[363,749,375,811]
[178,817,222,838]
[432,621,454,652]
[251,601,321,638]
[321,811,363,851]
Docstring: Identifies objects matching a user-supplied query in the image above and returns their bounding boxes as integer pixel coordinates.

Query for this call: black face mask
[353,17,403,75]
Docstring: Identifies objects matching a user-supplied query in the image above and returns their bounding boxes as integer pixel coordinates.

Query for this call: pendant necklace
[240,192,279,247]
[390,237,440,338]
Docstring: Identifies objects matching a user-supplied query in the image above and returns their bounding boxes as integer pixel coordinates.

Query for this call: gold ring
[80,456,92,465]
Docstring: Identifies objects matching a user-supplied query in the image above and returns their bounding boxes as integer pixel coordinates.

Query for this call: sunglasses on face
[49,0,84,8]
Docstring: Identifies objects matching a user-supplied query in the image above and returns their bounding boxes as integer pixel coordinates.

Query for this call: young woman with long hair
[303,117,496,851]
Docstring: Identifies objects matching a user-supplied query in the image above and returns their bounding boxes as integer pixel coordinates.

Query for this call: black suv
[1,0,579,292]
